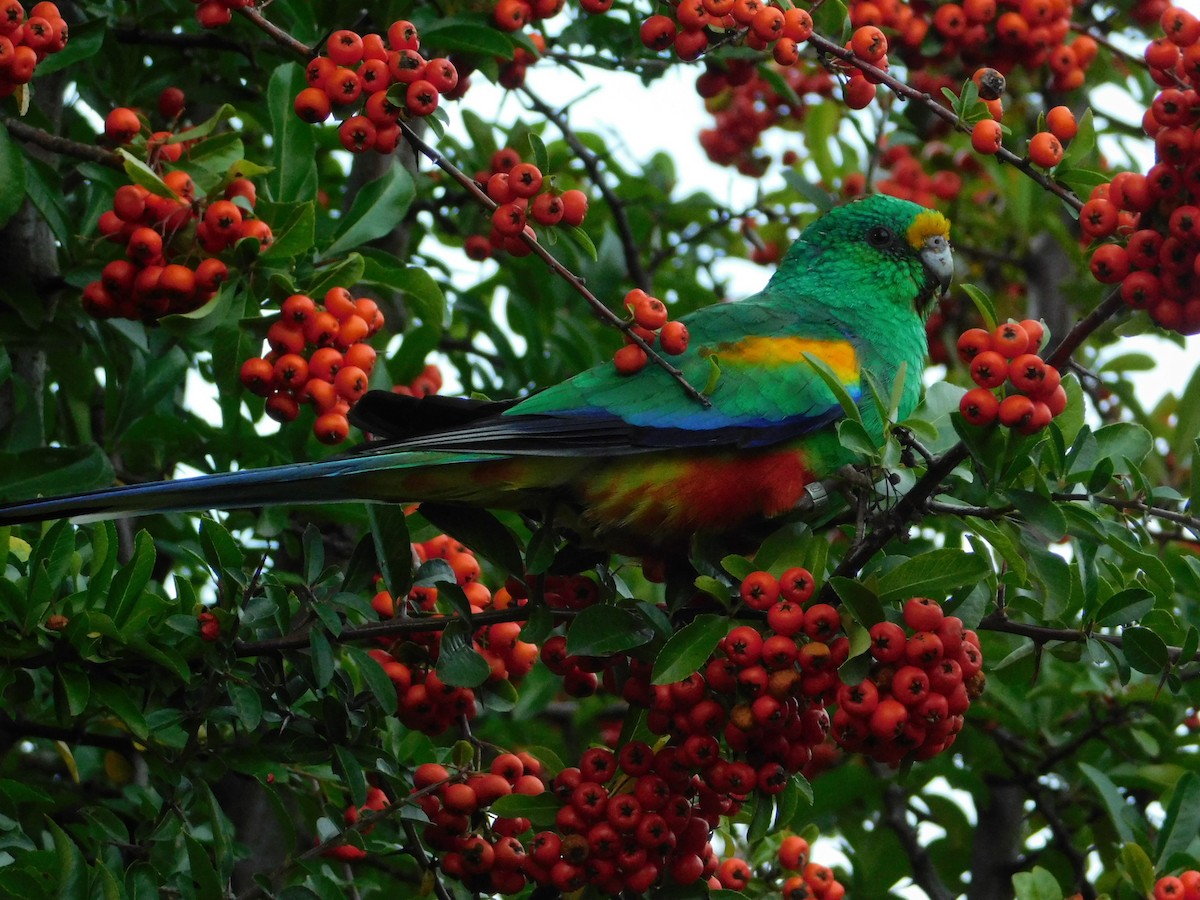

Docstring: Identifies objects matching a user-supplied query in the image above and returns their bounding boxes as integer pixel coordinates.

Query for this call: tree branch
[518,84,651,291]
[398,120,711,408]
[808,32,1083,212]
[874,766,956,900]
[2,116,121,167]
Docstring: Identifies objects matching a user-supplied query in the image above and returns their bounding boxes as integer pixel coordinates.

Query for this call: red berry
[659,320,689,355]
[959,387,999,425]
[969,350,1008,389]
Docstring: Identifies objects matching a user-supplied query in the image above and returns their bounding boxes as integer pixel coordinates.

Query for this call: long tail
[0,450,488,525]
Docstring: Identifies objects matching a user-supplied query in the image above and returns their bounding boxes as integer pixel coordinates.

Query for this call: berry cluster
[368,534,538,736]
[197,610,220,641]
[84,174,269,322]
[190,0,256,29]
[409,757,545,894]
[635,1,815,64]
[613,288,689,375]
[0,2,68,95]
[391,362,444,398]
[463,147,589,260]
[956,320,1068,434]
[293,20,458,154]
[777,835,847,899]
[322,786,389,861]
[1154,869,1200,899]
[834,598,983,764]
[697,59,835,175]
[495,31,545,89]
[1073,6,1200,333]
[851,141,970,208]
[238,287,383,445]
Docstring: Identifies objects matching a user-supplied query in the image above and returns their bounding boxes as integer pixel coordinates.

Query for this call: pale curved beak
[921,233,954,298]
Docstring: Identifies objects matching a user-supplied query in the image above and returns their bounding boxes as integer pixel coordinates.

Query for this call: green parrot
[0,194,952,550]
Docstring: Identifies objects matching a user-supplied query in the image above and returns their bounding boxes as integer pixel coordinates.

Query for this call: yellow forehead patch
[906,209,951,251]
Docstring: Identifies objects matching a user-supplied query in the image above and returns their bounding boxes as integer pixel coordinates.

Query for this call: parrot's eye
[866,226,894,248]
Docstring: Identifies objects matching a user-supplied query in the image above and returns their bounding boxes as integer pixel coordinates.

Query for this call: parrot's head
[777,194,954,319]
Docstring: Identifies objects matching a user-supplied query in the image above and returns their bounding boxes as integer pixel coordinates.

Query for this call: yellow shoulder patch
[716,337,858,382]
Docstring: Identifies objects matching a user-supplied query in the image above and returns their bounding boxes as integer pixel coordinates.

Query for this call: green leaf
[367,504,413,599]
[1156,771,1200,866]
[1095,587,1154,627]
[267,63,317,201]
[359,248,448,326]
[321,165,415,260]
[875,549,990,602]
[651,614,727,685]
[56,667,90,718]
[93,681,150,742]
[46,818,85,900]
[693,575,730,605]
[1118,842,1156,894]
[419,17,520,57]
[259,200,316,260]
[169,103,236,144]
[420,503,523,576]
[32,19,104,76]
[117,149,175,199]
[491,792,559,827]
[184,833,222,899]
[107,530,155,628]
[1078,763,1136,843]
[528,132,549,174]
[436,618,492,687]
[567,604,655,657]
[837,418,879,456]
[347,646,399,711]
[960,284,998,332]
[563,225,598,261]
[335,745,368,808]
[1005,489,1067,540]
[802,352,861,424]
[1011,866,1063,900]
[829,576,884,627]
[0,446,114,502]
[746,793,774,845]
[0,123,27,229]
[199,517,244,574]
[228,683,263,731]
[720,556,755,582]
[309,628,334,688]
[1093,422,1152,474]
[1122,625,1170,674]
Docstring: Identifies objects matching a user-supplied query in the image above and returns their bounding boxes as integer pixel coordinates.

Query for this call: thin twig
[808,33,1084,212]
[237,6,313,57]
[977,612,1200,665]
[518,85,651,291]
[398,121,711,408]
[874,767,956,900]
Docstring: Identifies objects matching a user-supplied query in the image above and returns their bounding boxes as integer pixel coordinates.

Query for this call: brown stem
[518,85,652,291]
[977,612,1200,665]
[875,766,956,900]
[2,116,121,167]
[236,6,313,56]
[807,32,1083,212]
[233,605,575,656]
[398,121,712,408]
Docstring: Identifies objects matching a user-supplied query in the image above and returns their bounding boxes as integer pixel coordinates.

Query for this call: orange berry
[1045,105,1077,142]
[971,119,1002,154]
[1027,131,1063,168]
[613,343,648,375]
